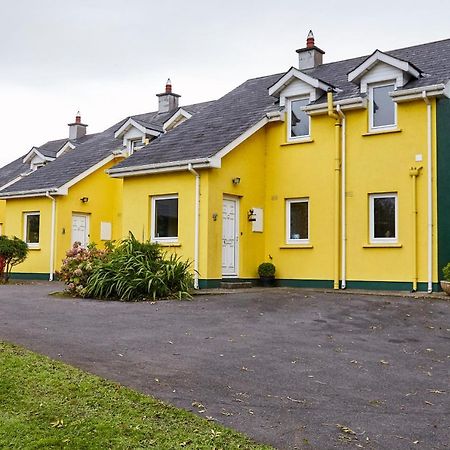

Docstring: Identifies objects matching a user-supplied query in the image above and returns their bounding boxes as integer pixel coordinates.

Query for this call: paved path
[1,283,449,449]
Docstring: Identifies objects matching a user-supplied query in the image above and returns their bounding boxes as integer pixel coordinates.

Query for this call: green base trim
[277,279,334,288]
[345,280,440,292]
[199,278,441,292]
[9,273,51,281]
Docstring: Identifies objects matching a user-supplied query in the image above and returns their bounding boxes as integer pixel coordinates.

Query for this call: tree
[0,236,28,283]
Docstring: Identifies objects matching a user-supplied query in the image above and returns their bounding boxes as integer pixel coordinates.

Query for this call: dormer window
[288,97,310,140]
[369,82,396,130]
[130,139,144,155]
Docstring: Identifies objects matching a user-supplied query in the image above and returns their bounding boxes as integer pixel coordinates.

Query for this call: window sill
[280,244,313,249]
[281,137,314,146]
[157,242,181,247]
[362,128,402,136]
[27,246,41,251]
[363,243,402,248]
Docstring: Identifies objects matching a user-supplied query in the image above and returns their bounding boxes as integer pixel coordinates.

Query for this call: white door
[72,214,89,248]
[222,198,239,276]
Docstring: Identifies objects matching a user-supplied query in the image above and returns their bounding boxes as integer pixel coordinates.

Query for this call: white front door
[72,214,89,248]
[222,198,239,276]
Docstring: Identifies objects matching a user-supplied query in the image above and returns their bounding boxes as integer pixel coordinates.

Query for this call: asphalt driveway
[0,283,449,449]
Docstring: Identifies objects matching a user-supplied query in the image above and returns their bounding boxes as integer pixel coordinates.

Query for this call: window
[286,198,309,244]
[369,83,396,130]
[151,195,178,242]
[369,193,398,243]
[24,212,40,247]
[288,97,310,139]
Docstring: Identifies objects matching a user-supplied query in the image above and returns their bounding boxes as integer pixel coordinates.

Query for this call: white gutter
[0,188,59,200]
[392,84,446,103]
[187,163,200,290]
[337,105,346,289]
[45,191,56,282]
[305,97,367,115]
[422,91,433,293]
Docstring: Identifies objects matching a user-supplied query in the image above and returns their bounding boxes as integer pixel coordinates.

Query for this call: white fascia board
[266,110,284,122]
[163,108,192,131]
[109,162,213,178]
[0,176,23,192]
[108,157,214,177]
[56,141,75,157]
[214,117,269,160]
[390,83,446,102]
[348,50,421,83]
[58,154,116,192]
[269,67,332,97]
[114,118,161,139]
[304,97,368,115]
[22,148,54,164]
[0,187,58,199]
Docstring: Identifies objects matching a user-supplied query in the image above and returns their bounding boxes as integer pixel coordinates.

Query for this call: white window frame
[368,81,397,131]
[151,194,179,243]
[23,212,40,248]
[369,193,398,244]
[286,198,310,244]
[287,96,311,142]
[129,138,144,155]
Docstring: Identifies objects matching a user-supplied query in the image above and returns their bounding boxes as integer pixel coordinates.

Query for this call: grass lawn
[0,342,272,449]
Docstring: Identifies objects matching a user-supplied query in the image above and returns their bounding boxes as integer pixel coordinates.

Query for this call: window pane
[290,99,309,137]
[26,215,40,243]
[373,197,396,238]
[372,85,395,127]
[290,202,308,240]
[155,198,178,238]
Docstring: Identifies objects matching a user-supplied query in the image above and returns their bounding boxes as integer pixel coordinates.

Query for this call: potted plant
[440,262,450,295]
[258,262,276,287]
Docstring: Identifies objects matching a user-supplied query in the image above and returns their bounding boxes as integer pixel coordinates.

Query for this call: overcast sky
[1,0,450,166]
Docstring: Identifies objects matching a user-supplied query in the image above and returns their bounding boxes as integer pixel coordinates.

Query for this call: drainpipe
[187,163,200,289]
[409,166,422,292]
[338,105,347,289]
[45,192,56,281]
[422,91,433,293]
[327,90,343,290]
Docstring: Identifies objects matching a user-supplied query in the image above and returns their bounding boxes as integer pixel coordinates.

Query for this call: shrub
[258,262,276,278]
[84,233,193,301]
[58,241,111,297]
[442,262,450,281]
[0,236,28,283]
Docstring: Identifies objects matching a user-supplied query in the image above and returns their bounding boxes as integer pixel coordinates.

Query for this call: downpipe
[327,90,343,290]
[409,166,422,292]
[188,163,200,289]
[45,191,56,282]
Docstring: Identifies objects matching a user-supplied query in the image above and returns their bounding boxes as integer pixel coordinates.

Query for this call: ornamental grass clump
[58,242,111,297]
[84,234,193,301]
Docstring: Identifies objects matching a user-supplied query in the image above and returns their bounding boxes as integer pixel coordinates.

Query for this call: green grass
[0,342,272,449]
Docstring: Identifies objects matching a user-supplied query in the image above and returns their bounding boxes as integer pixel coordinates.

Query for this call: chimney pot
[165,78,172,93]
[306,30,315,48]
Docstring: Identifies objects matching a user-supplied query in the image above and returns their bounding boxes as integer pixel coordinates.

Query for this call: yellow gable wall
[0,200,5,234]
[3,159,123,276]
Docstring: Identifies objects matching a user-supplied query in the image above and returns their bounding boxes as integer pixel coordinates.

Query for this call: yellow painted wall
[0,200,5,233]
[3,158,123,275]
[4,197,52,275]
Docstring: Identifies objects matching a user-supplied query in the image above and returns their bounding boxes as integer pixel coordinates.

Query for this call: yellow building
[2,35,450,292]
[109,34,450,292]
[0,86,213,279]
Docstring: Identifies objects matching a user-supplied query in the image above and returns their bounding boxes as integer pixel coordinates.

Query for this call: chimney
[296,30,325,70]
[156,78,181,114]
[68,111,88,140]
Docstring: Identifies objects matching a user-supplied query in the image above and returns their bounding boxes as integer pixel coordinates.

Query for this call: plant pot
[440,280,450,295]
[259,276,275,287]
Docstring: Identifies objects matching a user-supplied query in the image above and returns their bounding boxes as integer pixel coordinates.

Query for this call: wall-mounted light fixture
[232,177,241,185]
[212,213,218,221]
[80,197,89,203]
[247,209,256,222]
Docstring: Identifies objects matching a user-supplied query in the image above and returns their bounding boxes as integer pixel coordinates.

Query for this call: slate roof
[113,38,450,172]
[0,101,214,195]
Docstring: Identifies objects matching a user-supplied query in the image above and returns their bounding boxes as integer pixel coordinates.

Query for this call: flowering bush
[58,242,111,297]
